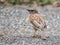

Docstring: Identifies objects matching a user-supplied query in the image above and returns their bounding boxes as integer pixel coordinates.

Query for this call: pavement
[0,4,60,45]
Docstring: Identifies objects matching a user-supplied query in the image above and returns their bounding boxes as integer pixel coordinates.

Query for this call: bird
[27,9,47,38]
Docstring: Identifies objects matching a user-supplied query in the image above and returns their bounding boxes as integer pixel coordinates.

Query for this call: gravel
[0,5,60,45]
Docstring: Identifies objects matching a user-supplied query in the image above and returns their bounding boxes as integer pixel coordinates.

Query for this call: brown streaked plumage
[28,9,46,37]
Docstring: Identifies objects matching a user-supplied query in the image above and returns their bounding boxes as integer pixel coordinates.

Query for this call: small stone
[57,16,59,19]
[47,25,51,29]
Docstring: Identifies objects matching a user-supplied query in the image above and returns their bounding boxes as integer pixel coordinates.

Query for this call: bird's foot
[32,34,41,38]
[32,34,49,40]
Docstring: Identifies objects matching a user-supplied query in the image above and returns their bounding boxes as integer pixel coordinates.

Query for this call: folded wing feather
[33,20,42,28]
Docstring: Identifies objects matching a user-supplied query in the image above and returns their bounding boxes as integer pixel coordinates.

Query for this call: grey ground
[0,4,60,45]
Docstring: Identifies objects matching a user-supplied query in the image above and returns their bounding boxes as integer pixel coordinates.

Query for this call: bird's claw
[32,34,41,38]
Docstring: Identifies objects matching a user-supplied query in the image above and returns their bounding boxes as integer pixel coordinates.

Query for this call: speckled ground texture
[0,4,60,45]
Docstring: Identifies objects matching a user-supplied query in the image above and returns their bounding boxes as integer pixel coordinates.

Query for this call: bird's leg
[32,30,41,38]
[32,30,36,37]
[32,29,41,37]
[32,28,37,37]
[32,26,39,37]
[35,30,41,37]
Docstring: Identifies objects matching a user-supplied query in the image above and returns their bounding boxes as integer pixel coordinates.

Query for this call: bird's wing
[31,19,41,28]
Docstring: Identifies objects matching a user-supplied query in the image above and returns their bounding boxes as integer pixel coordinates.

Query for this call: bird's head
[27,9,38,14]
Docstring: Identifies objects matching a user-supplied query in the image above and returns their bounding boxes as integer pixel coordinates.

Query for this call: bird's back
[29,13,46,30]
